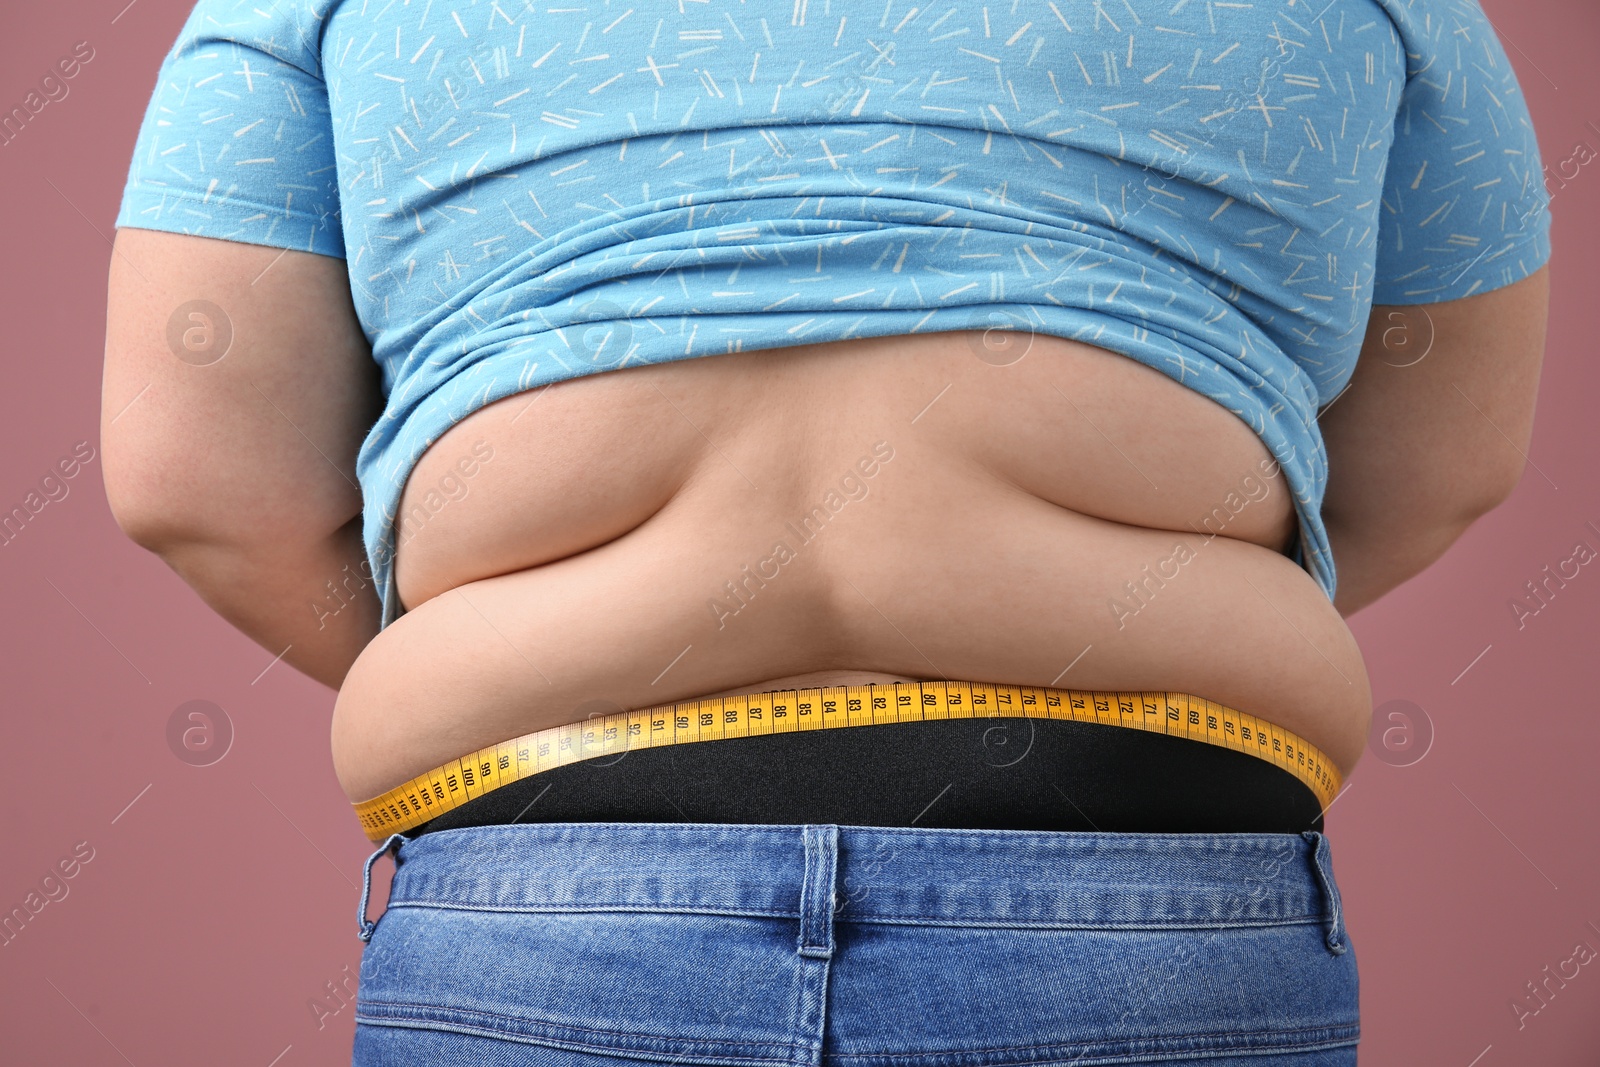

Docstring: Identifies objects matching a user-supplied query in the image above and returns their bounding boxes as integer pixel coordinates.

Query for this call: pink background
[1,1,1596,1063]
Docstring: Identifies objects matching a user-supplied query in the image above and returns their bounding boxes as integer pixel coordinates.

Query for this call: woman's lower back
[329,328,1371,807]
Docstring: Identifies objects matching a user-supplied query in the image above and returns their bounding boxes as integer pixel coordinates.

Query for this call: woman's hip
[352,821,1358,1066]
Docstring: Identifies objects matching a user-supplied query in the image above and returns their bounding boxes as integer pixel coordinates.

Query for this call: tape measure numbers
[353,682,1342,840]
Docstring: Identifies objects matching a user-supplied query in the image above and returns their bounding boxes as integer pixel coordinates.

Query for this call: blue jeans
[353,823,1358,1065]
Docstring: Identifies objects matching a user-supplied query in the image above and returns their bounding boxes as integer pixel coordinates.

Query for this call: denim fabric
[352,822,1358,1066]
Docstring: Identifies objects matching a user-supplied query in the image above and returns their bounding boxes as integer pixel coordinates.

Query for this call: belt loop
[797,825,839,959]
[357,832,407,943]
[1300,830,1346,955]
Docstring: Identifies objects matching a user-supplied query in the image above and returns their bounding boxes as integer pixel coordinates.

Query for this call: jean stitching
[377,899,1329,928]
[352,1001,1359,1059]
[353,1000,814,1051]
[1301,830,1347,954]
[357,832,406,942]
[821,1021,1362,1060]
[419,823,1312,844]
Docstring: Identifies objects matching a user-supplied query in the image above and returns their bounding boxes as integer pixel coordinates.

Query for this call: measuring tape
[353,682,1342,840]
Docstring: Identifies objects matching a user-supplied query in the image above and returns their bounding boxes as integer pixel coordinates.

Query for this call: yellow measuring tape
[353,681,1342,840]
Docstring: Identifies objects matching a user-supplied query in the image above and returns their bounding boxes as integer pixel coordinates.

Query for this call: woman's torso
[330,328,1370,804]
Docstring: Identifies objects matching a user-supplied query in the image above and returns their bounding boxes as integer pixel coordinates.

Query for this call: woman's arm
[100,228,385,688]
[1320,266,1551,616]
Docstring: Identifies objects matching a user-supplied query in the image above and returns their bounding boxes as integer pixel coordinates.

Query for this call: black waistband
[402,716,1325,838]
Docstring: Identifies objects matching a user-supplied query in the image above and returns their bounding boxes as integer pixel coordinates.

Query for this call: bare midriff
[330,329,1371,805]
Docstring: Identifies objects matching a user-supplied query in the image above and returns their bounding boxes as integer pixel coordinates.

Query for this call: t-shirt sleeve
[114,1,343,258]
[1370,0,1551,305]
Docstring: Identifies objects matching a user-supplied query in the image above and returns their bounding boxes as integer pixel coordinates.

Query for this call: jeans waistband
[359,822,1347,954]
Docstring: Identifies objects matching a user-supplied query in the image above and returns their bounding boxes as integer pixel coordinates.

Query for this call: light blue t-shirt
[116,0,1552,628]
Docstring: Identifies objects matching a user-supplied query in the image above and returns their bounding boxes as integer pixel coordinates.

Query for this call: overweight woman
[102,0,1551,1062]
